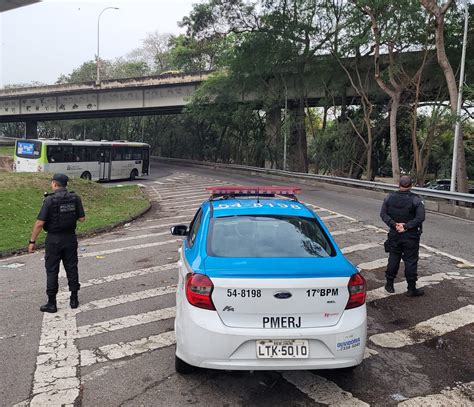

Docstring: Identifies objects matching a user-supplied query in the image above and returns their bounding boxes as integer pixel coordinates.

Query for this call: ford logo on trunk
[274,291,292,299]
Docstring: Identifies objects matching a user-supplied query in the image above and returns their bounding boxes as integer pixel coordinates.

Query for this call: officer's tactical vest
[44,192,78,234]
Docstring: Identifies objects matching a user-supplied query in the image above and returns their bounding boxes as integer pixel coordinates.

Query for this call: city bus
[14,139,150,181]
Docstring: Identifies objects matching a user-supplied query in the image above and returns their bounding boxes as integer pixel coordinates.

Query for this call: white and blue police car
[170,186,367,373]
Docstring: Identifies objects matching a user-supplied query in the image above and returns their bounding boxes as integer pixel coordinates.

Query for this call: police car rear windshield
[207,215,335,258]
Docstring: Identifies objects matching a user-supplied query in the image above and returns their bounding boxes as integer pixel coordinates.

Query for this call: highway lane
[150,162,474,264]
[0,164,472,406]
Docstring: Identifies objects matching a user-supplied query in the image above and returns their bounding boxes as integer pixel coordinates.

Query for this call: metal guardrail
[152,156,474,205]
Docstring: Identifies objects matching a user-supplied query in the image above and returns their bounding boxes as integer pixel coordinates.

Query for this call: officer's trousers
[386,232,420,283]
[45,233,80,296]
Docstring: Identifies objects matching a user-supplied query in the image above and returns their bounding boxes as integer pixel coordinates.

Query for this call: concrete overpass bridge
[0,50,464,139]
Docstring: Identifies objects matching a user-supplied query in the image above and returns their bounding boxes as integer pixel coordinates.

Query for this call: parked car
[170,186,367,374]
[425,179,474,193]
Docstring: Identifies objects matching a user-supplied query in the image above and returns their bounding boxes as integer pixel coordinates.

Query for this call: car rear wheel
[129,169,139,181]
[175,355,196,374]
[80,171,92,181]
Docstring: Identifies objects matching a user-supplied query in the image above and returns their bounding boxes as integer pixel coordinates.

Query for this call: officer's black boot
[70,291,79,309]
[40,295,57,313]
[406,281,424,297]
[384,279,395,293]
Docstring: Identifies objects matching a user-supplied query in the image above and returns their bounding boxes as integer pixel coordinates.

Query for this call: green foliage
[0,172,148,253]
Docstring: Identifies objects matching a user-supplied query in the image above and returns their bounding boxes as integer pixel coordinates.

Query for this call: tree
[128,31,174,73]
[420,0,468,192]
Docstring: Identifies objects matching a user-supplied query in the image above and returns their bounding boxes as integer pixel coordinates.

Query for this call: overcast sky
[0,0,196,87]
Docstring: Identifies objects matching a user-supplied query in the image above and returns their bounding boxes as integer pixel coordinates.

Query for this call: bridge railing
[151,156,474,207]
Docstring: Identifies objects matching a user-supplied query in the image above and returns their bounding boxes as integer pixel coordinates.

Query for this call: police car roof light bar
[206,186,301,201]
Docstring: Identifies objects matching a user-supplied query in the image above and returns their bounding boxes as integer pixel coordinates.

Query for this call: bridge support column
[24,120,38,139]
[265,106,281,169]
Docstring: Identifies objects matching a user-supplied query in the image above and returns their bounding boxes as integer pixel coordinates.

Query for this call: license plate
[256,339,309,359]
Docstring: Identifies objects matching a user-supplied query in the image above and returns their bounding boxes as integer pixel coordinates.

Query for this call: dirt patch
[0,157,13,171]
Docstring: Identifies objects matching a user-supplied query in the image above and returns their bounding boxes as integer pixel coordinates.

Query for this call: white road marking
[83,231,170,246]
[154,181,164,185]
[0,262,25,269]
[331,228,366,236]
[30,298,80,406]
[305,204,357,222]
[320,214,345,221]
[366,272,474,302]
[76,307,176,339]
[357,254,432,272]
[163,198,207,207]
[144,214,193,223]
[397,381,474,406]
[130,221,191,232]
[341,242,380,254]
[161,204,200,211]
[79,239,180,258]
[80,331,176,367]
[420,244,474,268]
[74,263,177,291]
[160,191,210,201]
[78,285,177,313]
[282,371,369,406]
[370,305,474,348]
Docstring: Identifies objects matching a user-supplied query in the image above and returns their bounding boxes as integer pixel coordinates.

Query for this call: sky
[0,0,197,87]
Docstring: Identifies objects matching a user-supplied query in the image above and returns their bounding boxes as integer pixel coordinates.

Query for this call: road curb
[0,201,152,260]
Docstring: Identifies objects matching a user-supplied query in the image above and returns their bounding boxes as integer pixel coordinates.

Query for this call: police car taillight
[345,273,367,309]
[185,273,216,311]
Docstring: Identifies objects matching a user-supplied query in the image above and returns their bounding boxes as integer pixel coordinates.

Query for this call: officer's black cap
[52,173,68,186]
[399,175,413,188]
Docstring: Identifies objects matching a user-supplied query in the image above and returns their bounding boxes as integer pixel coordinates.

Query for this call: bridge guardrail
[151,156,474,208]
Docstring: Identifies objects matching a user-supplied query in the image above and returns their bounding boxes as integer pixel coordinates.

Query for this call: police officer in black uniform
[29,174,86,313]
[380,175,425,297]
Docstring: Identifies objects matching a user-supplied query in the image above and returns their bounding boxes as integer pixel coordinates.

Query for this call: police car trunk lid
[206,257,354,329]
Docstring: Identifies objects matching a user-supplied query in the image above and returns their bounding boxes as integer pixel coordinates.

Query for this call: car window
[208,215,335,258]
[188,209,203,247]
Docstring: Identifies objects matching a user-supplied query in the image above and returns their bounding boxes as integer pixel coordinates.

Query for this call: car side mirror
[170,225,188,236]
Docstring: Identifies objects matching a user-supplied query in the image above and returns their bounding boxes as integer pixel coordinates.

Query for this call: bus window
[112,148,123,161]
[62,146,75,162]
[73,146,87,162]
[16,140,42,159]
[132,148,143,160]
[47,146,63,163]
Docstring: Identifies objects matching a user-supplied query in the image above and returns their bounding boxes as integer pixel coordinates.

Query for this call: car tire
[129,169,139,181]
[80,171,92,181]
[175,355,196,374]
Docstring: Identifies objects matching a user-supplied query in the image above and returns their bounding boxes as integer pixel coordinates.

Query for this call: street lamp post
[96,7,119,86]
[450,0,469,192]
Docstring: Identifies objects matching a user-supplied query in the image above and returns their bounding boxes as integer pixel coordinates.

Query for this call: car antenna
[257,187,260,203]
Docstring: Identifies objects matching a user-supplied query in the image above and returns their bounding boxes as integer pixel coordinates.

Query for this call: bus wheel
[80,171,92,181]
[129,169,139,181]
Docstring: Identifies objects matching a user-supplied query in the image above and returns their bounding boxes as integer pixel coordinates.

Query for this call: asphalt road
[0,162,473,406]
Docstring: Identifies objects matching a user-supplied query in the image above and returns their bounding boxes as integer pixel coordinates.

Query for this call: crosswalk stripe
[76,263,177,290]
[160,192,210,200]
[370,305,474,348]
[357,258,387,271]
[397,381,474,406]
[366,272,473,302]
[320,214,345,220]
[79,239,179,258]
[76,307,176,339]
[78,285,177,313]
[83,231,169,246]
[341,242,380,254]
[282,371,369,406]
[144,214,192,222]
[163,198,207,207]
[130,221,191,232]
[331,228,366,236]
[80,331,176,367]
[162,204,200,211]
[31,300,80,406]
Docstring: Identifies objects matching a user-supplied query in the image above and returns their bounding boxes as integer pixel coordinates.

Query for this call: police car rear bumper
[175,303,367,370]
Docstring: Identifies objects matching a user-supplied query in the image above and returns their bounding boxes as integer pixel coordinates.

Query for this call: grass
[0,172,149,253]
[0,146,14,157]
